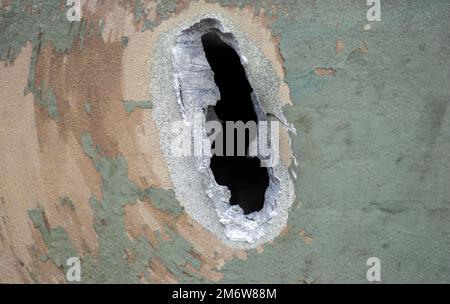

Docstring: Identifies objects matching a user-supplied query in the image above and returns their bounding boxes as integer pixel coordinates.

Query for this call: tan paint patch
[279,126,293,167]
[175,214,247,261]
[336,38,345,54]
[124,199,172,246]
[314,67,336,76]
[256,245,264,254]
[149,257,178,283]
[299,228,313,245]
[0,43,46,279]
[360,41,369,54]
[278,225,290,238]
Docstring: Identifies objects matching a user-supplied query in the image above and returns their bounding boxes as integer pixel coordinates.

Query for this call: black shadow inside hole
[201,31,269,215]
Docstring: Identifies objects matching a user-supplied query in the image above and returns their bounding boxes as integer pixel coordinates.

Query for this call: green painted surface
[84,100,92,114]
[122,100,153,114]
[25,81,60,122]
[0,0,83,63]
[218,0,450,283]
[121,36,129,47]
[1,1,95,121]
[134,0,146,23]
[141,0,178,30]
[28,206,77,270]
[143,188,184,217]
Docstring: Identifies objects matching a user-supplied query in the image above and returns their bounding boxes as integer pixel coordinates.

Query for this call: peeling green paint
[26,81,60,122]
[81,132,205,283]
[78,18,88,50]
[28,133,205,283]
[28,206,77,270]
[81,133,142,204]
[41,85,60,121]
[59,196,76,210]
[1,1,99,123]
[0,0,83,63]
[122,100,153,114]
[154,227,203,277]
[140,0,179,30]
[134,0,146,23]
[121,36,129,47]
[98,19,106,34]
[218,0,450,284]
[143,188,183,216]
[211,0,274,16]
[84,100,92,114]
[139,0,178,30]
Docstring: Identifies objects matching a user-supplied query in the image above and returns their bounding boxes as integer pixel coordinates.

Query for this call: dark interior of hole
[201,31,269,215]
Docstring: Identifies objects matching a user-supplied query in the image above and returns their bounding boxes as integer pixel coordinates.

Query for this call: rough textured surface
[153,14,294,247]
[0,0,449,283]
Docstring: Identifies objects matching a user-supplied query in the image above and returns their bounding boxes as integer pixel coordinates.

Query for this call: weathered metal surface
[0,0,449,283]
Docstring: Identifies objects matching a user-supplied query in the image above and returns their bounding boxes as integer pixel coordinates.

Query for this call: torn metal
[151,14,295,247]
